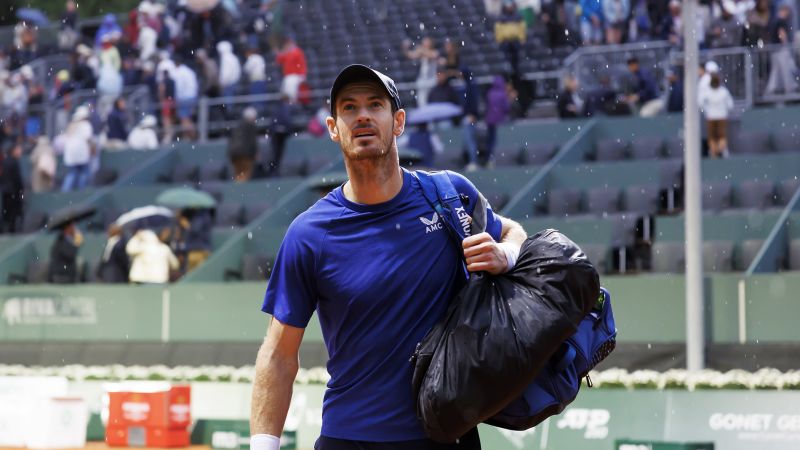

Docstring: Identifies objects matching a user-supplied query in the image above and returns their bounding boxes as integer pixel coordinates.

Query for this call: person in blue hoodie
[94,14,122,47]
[580,0,604,45]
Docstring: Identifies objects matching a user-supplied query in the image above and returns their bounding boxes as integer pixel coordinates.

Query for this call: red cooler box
[106,384,191,447]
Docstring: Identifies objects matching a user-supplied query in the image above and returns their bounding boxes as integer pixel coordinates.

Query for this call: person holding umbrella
[49,220,83,283]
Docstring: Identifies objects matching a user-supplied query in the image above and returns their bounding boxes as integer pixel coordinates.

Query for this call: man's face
[327,81,404,161]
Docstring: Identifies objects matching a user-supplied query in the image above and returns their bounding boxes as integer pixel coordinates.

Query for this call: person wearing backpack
[250,65,527,450]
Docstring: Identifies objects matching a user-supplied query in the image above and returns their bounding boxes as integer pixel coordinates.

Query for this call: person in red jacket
[275,35,307,103]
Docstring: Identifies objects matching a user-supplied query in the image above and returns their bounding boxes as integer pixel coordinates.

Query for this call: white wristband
[498,242,521,271]
[251,434,281,450]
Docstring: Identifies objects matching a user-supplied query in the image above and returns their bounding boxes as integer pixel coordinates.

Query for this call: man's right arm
[250,317,305,437]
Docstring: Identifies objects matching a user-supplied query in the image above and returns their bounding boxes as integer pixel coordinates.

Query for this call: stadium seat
[277,153,307,177]
[586,186,621,215]
[776,178,800,205]
[170,163,198,184]
[772,129,800,153]
[225,254,274,281]
[21,210,48,233]
[789,239,800,271]
[547,188,582,217]
[93,167,118,186]
[580,243,609,274]
[494,147,522,167]
[629,136,663,160]
[7,260,50,284]
[734,180,774,209]
[651,241,685,273]
[198,161,227,182]
[520,142,557,166]
[214,203,243,229]
[594,138,628,161]
[730,130,771,155]
[481,188,511,211]
[243,202,272,224]
[702,181,733,212]
[735,239,765,271]
[306,153,337,174]
[624,184,661,214]
[663,137,684,159]
[703,240,734,272]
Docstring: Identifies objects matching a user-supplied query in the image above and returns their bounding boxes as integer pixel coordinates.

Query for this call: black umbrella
[47,205,97,230]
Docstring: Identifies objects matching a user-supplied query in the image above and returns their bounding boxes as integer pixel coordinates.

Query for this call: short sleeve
[261,217,320,328]
[445,171,503,242]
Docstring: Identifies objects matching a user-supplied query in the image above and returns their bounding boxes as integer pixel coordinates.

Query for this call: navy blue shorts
[314,428,481,450]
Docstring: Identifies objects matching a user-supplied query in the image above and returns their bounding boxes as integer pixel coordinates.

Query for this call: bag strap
[413,170,486,241]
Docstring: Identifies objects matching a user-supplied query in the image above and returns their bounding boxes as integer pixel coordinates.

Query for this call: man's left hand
[462,232,509,275]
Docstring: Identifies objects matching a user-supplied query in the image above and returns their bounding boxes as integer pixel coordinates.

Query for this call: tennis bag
[410,171,616,442]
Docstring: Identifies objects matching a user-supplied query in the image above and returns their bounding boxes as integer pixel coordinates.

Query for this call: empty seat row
[651,239,800,273]
[588,129,800,162]
[158,152,338,184]
[545,178,799,218]
[434,143,559,170]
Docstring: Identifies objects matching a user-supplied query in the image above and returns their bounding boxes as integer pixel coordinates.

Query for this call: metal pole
[198,96,209,143]
[683,0,705,371]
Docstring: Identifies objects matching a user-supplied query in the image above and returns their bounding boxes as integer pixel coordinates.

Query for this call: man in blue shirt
[250,65,527,450]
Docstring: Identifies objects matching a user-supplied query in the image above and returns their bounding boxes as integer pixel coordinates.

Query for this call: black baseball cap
[330,64,402,113]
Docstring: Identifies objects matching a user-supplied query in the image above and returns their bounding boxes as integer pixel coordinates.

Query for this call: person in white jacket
[126,228,179,284]
[127,115,159,150]
[699,73,734,158]
[217,41,241,98]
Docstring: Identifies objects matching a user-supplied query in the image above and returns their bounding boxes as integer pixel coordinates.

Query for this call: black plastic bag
[411,229,599,443]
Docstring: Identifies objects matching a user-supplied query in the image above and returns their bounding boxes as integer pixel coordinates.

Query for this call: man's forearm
[499,216,527,247]
[250,340,299,436]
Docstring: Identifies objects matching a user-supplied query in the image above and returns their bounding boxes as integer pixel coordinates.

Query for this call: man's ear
[393,109,406,137]
[326,116,340,143]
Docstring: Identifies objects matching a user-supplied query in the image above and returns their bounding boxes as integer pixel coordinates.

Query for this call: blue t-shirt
[261,168,503,441]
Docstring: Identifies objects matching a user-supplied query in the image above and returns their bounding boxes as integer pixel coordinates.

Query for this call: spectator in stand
[244,45,268,114]
[2,73,28,119]
[136,10,159,63]
[495,1,526,79]
[60,106,95,192]
[1,145,24,234]
[428,71,460,105]
[275,35,308,103]
[157,59,177,144]
[624,57,661,117]
[401,123,443,167]
[98,223,129,283]
[709,5,745,48]
[698,61,718,109]
[485,75,511,168]
[59,1,80,51]
[95,14,123,47]
[96,36,123,118]
[439,39,461,82]
[30,136,57,193]
[403,37,439,107]
[98,34,121,72]
[461,68,481,172]
[217,40,241,99]
[765,4,798,95]
[266,97,294,176]
[176,209,213,272]
[126,227,179,284]
[557,75,584,118]
[106,98,129,149]
[127,115,159,150]
[72,44,96,91]
[195,49,220,97]
[661,0,682,46]
[49,220,83,283]
[580,0,604,45]
[628,0,652,42]
[541,0,570,46]
[744,0,772,46]
[10,24,40,69]
[699,73,734,158]
[665,68,684,113]
[722,0,756,24]
[121,56,142,86]
[485,0,504,16]
[173,56,199,141]
[228,107,260,182]
[602,0,630,44]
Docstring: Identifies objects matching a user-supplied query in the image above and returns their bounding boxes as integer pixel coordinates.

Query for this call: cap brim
[330,65,401,113]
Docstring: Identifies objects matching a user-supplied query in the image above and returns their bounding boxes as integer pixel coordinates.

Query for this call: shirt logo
[419,212,443,234]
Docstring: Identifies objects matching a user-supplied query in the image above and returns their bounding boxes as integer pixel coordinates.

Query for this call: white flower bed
[0,364,797,390]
